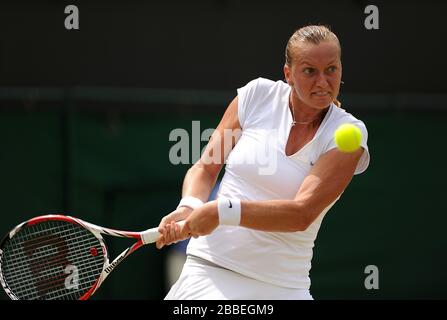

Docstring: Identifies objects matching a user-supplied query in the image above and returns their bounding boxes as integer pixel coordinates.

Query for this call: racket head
[0,215,108,300]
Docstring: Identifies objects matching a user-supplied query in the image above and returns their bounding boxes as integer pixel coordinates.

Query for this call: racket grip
[140,227,160,244]
[140,220,186,244]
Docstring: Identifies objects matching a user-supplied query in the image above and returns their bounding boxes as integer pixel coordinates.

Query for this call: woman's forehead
[292,41,340,65]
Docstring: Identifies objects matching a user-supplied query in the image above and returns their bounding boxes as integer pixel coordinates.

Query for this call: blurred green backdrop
[1,88,446,299]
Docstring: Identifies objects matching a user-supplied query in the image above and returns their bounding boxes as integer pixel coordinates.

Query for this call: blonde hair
[285,25,342,107]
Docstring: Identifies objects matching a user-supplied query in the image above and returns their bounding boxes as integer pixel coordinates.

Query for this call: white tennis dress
[166,78,370,300]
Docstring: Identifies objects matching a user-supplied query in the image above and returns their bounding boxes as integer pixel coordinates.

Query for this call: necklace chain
[290,106,319,126]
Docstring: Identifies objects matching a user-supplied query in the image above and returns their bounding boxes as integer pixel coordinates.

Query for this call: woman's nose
[315,72,329,88]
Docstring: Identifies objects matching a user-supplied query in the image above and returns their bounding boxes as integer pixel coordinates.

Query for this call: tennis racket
[0,214,184,300]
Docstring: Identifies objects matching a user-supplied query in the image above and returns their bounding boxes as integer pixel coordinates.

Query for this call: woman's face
[284,40,342,110]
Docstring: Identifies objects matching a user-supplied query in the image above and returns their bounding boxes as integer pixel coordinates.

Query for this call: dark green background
[1,97,446,299]
[1,0,446,300]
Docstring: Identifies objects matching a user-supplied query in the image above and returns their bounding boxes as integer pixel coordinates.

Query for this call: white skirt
[165,255,313,300]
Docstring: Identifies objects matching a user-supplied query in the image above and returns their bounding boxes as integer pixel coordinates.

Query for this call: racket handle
[140,220,186,244]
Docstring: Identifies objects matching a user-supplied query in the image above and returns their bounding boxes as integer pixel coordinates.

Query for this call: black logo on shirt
[228,199,233,208]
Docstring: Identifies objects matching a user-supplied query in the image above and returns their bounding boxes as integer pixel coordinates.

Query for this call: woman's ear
[283,64,292,86]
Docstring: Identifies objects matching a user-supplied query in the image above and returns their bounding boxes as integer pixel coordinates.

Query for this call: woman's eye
[327,66,337,73]
[303,68,315,74]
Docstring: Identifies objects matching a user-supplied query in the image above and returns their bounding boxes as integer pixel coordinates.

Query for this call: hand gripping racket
[0,214,183,300]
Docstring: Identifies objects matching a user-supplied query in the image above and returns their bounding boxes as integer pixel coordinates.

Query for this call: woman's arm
[184,96,242,199]
[156,97,241,248]
[240,147,364,232]
[183,147,364,237]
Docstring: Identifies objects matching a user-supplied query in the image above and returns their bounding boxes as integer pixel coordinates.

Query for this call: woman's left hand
[182,200,219,239]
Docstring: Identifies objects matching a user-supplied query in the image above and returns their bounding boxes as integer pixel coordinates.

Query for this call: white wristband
[217,197,241,226]
[177,196,204,210]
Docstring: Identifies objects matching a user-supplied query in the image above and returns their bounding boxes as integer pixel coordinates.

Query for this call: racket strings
[5,231,100,272]
[5,224,95,255]
[8,226,102,300]
[4,226,98,277]
[5,250,101,283]
[5,238,104,286]
[13,264,104,300]
[1,220,105,300]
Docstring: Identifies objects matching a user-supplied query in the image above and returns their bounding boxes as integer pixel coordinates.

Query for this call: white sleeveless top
[187,78,370,289]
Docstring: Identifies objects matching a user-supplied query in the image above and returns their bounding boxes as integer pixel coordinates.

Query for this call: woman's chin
[309,97,333,109]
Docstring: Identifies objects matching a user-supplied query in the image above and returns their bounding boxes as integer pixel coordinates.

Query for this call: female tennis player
[157,25,370,299]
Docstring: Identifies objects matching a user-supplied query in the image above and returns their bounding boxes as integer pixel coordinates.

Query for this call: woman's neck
[289,92,328,125]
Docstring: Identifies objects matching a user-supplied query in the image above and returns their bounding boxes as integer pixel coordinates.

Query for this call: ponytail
[333,99,342,108]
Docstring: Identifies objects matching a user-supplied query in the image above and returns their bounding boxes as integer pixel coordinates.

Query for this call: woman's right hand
[156,206,193,249]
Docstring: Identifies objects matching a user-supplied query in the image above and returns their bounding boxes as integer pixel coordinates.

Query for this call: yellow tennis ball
[334,123,362,153]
